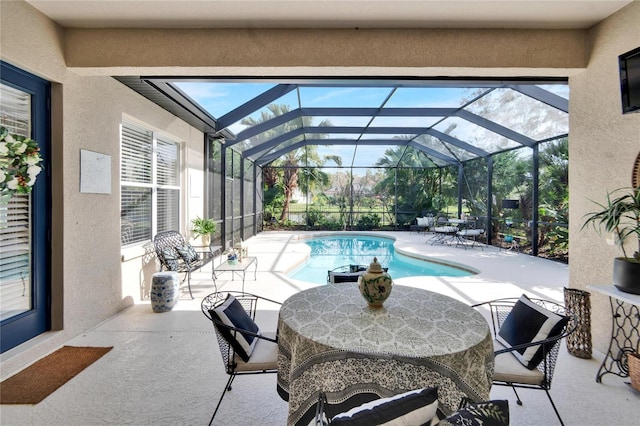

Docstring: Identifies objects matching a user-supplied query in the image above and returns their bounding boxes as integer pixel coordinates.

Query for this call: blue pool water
[289,235,472,284]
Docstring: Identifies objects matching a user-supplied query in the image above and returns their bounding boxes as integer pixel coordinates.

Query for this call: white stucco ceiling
[25,0,634,29]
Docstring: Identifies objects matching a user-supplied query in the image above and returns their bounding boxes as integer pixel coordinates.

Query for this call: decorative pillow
[209,294,260,362]
[417,217,428,226]
[496,294,569,370]
[438,400,509,426]
[175,244,200,264]
[331,387,439,426]
[160,247,180,271]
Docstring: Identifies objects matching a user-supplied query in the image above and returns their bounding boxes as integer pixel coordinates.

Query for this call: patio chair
[201,291,281,425]
[327,264,365,284]
[454,228,485,250]
[428,225,458,245]
[472,296,577,426]
[326,264,387,284]
[312,389,509,425]
[153,230,217,298]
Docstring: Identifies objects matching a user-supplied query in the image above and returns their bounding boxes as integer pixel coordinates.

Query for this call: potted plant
[581,187,640,294]
[191,216,217,246]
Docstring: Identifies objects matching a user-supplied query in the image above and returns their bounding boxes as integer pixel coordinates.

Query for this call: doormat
[0,345,113,404]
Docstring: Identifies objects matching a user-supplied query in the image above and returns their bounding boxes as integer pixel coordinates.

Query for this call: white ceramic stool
[150,271,179,313]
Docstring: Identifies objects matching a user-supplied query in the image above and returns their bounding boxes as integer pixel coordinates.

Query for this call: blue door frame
[1,61,51,353]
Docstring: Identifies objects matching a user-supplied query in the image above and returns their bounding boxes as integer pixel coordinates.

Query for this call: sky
[174,81,569,172]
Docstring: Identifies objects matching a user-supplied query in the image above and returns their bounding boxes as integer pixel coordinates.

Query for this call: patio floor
[1,231,638,425]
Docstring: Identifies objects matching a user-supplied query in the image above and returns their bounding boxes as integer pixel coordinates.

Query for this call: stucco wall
[64,27,588,72]
[568,1,640,353]
[0,0,205,370]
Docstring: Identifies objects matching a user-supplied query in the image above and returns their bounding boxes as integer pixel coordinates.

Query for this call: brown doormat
[0,345,112,404]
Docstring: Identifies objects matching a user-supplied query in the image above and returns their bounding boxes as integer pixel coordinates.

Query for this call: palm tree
[375,145,450,220]
[241,104,332,221]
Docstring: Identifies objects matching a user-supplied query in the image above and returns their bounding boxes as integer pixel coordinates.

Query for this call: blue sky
[174,81,568,170]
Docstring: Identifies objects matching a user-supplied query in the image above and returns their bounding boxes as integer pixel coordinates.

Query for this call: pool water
[289,235,472,284]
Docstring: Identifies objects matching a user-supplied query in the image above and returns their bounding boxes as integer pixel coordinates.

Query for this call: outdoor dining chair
[311,389,509,425]
[201,291,281,425]
[472,296,577,426]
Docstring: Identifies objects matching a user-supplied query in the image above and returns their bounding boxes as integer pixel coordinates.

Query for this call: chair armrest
[493,333,564,356]
[209,316,278,343]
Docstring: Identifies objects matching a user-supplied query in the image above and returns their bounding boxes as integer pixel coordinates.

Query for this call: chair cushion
[496,294,569,370]
[330,387,439,426]
[160,247,180,270]
[458,229,483,237]
[433,226,458,233]
[210,294,261,362]
[175,244,200,264]
[438,400,509,426]
[493,341,545,385]
[234,331,278,372]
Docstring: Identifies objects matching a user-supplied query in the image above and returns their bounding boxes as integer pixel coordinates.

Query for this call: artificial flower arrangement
[226,249,239,264]
[0,126,43,197]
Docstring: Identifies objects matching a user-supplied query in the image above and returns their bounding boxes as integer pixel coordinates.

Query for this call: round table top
[279,284,489,358]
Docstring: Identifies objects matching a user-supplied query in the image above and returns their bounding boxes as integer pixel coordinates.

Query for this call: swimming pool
[289,235,473,284]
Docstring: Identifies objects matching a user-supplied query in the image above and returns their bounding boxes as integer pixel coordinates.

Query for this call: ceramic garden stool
[150,271,180,313]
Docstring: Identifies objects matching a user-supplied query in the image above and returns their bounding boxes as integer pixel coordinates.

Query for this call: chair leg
[209,373,236,426]
[545,389,565,426]
[187,272,194,299]
[510,384,522,406]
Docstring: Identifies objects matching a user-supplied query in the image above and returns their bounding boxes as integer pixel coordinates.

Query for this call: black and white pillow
[160,247,180,271]
[330,387,439,426]
[209,294,260,362]
[438,400,509,426]
[496,294,569,369]
[175,244,200,264]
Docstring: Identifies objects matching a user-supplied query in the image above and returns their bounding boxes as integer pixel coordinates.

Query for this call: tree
[241,104,332,221]
[375,145,453,223]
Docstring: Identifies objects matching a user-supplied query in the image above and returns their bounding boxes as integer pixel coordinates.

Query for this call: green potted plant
[581,187,640,294]
[191,216,217,246]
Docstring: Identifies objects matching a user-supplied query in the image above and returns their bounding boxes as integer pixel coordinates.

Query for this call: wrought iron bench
[153,230,220,299]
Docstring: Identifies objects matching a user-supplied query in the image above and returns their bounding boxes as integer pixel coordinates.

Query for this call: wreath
[0,126,44,197]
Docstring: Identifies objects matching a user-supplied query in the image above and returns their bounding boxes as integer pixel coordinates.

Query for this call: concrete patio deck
[0,231,637,425]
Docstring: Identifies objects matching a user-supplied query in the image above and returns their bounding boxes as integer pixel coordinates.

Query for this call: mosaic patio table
[276,284,494,426]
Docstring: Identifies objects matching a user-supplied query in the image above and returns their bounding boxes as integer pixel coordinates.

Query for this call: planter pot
[613,258,640,295]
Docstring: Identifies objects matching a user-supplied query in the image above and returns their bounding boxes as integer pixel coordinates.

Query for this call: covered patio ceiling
[117,77,569,169]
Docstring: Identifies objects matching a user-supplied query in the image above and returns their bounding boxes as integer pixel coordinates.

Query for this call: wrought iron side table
[213,256,258,293]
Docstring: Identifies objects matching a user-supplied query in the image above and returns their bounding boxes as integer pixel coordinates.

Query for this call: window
[120,122,181,245]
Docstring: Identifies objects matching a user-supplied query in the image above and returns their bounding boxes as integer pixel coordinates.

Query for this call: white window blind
[0,83,32,319]
[120,123,180,245]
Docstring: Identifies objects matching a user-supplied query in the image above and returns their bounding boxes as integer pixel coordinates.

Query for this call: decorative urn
[358,257,393,308]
